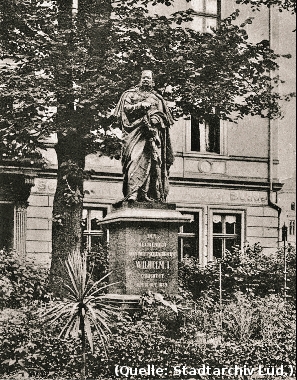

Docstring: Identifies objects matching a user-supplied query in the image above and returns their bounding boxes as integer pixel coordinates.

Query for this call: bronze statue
[114,70,174,202]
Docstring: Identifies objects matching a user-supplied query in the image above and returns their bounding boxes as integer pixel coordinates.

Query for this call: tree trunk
[48,0,82,296]
[48,0,112,296]
[49,129,86,296]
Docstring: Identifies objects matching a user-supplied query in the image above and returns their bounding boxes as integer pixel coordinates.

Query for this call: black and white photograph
[0,0,296,379]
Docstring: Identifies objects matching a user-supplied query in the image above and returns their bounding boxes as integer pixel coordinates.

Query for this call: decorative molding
[198,160,213,173]
[170,177,283,192]
[181,153,269,163]
[0,173,36,203]
[14,204,27,259]
[24,176,36,186]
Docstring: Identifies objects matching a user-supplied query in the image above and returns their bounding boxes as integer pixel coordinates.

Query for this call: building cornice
[175,152,278,164]
[36,168,283,192]
[0,165,41,177]
[170,176,283,192]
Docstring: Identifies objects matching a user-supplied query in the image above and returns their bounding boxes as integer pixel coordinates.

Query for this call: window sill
[178,152,270,163]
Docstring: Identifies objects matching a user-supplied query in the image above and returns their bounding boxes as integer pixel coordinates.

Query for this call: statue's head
[139,70,154,90]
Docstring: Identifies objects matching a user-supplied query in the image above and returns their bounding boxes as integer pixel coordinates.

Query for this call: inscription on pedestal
[129,232,176,291]
[123,224,178,294]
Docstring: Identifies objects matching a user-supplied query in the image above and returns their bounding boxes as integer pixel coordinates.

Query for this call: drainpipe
[268,117,281,247]
[267,6,282,247]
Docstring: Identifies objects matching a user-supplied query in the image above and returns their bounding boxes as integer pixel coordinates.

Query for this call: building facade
[0,0,295,267]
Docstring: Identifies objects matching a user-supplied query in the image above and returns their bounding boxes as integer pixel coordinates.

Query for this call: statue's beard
[139,82,153,91]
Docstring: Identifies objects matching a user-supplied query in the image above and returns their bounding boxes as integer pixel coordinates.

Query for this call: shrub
[1,243,295,379]
[179,243,296,303]
[0,307,82,379]
[41,251,118,380]
[92,294,296,379]
[0,294,295,379]
[0,249,49,309]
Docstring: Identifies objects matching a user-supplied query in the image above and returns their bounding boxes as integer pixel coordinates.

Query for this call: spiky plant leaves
[40,251,118,353]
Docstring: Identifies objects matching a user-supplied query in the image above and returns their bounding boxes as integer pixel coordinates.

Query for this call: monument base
[100,201,191,295]
[102,294,142,313]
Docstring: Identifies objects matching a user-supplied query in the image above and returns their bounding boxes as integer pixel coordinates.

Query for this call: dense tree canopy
[0,0,294,162]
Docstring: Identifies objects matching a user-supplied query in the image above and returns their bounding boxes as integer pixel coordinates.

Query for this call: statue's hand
[148,127,157,138]
[141,102,151,110]
[150,116,160,126]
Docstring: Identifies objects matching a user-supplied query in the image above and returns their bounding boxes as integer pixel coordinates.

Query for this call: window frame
[82,207,107,252]
[208,209,245,261]
[289,220,295,236]
[190,115,221,154]
[177,208,203,262]
[185,116,226,156]
[189,0,221,33]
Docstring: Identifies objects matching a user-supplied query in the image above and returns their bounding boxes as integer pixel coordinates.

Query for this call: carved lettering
[130,227,176,292]
[230,192,237,201]
[147,233,160,239]
[141,273,165,279]
[139,242,167,248]
[230,191,267,204]
[135,282,168,288]
[130,251,175,257]
[135,260,170,270]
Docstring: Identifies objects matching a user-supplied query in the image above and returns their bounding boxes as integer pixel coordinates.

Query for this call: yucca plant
[41,251,118,380]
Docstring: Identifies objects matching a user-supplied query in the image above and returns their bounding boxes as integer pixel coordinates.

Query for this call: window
[190,0,220,33]
[212,213,242,259]
[0,203,14,250]
[191,115,220,153]
[291,202,295,211]
[82,208,107,251]
[178,212,199,260]
[289,220,295,236]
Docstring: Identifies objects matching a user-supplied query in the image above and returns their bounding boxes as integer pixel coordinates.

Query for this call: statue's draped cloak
[114,86,174,200]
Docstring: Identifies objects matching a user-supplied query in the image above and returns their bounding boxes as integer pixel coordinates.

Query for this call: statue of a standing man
[114,70,174,202]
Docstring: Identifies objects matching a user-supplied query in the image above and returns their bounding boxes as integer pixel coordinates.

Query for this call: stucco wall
[26,176,280,265]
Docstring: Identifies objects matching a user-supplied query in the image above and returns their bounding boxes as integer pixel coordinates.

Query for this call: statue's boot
[142,194,155,202]
[138,189,154,202]
[127,190,138,203]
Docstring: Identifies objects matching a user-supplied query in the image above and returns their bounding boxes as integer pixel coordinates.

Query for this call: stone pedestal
[100,202,191,295]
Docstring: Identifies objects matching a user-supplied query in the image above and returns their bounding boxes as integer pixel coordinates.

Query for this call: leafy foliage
[1,0,294,283]
[179,243,296,302]
[235,0,296,13]
[85,242,109,283]
[0,0,294,162]
[0,308,84,379]
[0,249,49,309]
[0,293,295,379]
